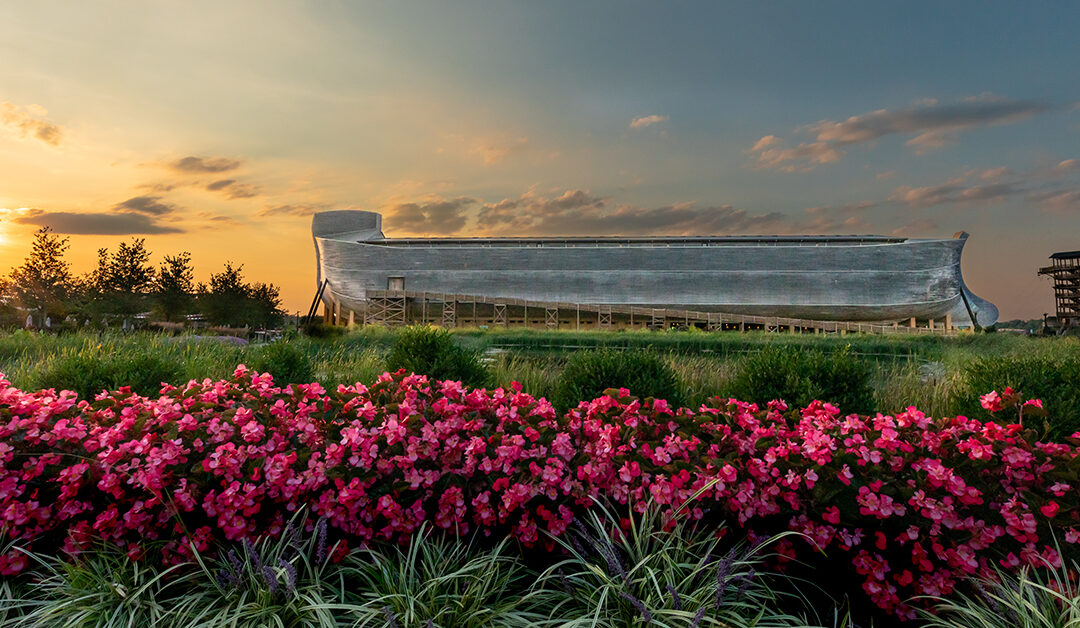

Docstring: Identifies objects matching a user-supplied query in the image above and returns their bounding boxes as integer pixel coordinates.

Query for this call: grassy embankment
[1,326,1077,428]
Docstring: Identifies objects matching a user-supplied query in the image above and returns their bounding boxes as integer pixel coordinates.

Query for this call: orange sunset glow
[2,3,1079,319]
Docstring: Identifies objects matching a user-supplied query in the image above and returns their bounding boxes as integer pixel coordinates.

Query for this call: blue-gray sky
[1,1,1078,318]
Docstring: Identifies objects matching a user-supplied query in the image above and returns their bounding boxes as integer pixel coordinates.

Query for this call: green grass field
[1,326,1077,429]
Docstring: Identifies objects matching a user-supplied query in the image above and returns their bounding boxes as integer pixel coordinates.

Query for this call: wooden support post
[333,300,341,326]
[523,301,528,329]
[442,300,456,328]
[576,304,580,330]
[738,321,745,332]
[545,306,558,329]
[347,309,355,328]
[929,318,935,331]
[909,317,917,328]
[598,307,612,329]
[945,314,952,330]
[790,323,796,334]
[421,296,427,325]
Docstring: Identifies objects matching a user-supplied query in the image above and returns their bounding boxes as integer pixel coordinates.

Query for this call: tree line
[0,227,283,329]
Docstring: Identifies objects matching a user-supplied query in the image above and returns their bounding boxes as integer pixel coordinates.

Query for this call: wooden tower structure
[1039,251,1080,329]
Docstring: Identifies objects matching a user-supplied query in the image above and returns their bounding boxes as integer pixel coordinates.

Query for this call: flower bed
[1,366,1077,619]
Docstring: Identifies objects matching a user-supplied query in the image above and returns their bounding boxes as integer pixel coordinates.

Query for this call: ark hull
[312,210,998,328]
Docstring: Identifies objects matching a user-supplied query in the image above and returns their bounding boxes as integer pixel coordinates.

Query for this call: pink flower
[980,391,1003,412]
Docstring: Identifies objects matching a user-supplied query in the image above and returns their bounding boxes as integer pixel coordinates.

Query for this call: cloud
[1029,189,1080,213]
[168,156,241,174]
[875,170,897,181]
[194,211,242,227]
[890,178,1023,208]
[0,102,62,146]
[477,189,606,233]
[886,159,1080,215]
[800,201,876,232]
[384,197,476,234]
[751,135,781,152]
[889,218,939,236]
[753,95,1051,170]
[206,179,260,199]
[137,182,178,193]
[748,139,843,172]
[114,195,179,215]
[904,130,956,154]
[808,96,1048,145]
[206,179,234,191]
[475,189,787,236]
[979,166,1012,181]
[258,203,334,217]
[955,182,1023,203]
[472,137,529,165]
[13,210,183,235]
[630,114,668,129]
[375,188,792,237]
[1051,159,1079,176]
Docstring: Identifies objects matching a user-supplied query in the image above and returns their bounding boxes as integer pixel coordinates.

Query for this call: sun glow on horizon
[0,208,33,246]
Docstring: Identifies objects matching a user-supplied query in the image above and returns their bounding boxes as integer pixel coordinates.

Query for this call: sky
[1,2,1078,320]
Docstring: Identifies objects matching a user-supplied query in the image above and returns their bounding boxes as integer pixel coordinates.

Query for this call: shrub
[33,351,181,398]
[248,340,314,386]
[385,325,489,387]
[554,349,682,411]
[954,357,1080,439]
[1,368,1078,621]
[728,346,874,413]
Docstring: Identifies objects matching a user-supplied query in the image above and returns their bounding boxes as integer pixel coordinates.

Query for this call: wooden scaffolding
[1039,251,1080,328]
[320,289,959,336]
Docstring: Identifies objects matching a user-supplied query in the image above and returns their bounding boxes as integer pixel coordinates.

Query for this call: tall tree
[8,227,74,319]
[199,262,252,327]
[198,262,283,328]
[83,238,157,316]
[107,239,156,295]
[154,252,196,322]
[249,281,284,328]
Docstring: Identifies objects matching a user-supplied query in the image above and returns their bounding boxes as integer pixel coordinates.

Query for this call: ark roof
[367,235,908,248]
